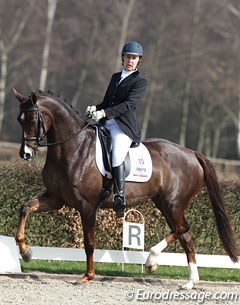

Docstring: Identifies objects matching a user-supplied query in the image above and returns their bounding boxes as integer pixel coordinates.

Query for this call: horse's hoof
[21,248,33,262]
[80,272,95,284]
[181,280,194,290]
[81,276,89,284]
[145,263,158,274]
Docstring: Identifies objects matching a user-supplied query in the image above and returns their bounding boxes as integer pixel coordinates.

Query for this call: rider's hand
[85,105,96,116]
[92,110,106,122]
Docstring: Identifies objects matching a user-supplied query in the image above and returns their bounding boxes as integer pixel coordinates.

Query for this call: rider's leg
[112,162,126,217]
[105,119,132,217]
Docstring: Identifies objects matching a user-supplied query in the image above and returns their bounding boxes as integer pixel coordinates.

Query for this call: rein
[38,121,91,147]
[39,122,91,147]
[19,103,91,149]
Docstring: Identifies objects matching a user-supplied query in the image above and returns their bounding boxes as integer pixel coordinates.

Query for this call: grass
[20,260,240,282]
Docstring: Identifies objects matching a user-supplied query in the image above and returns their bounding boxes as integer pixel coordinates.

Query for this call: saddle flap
[97,126,112,174]
[95,127,152,182]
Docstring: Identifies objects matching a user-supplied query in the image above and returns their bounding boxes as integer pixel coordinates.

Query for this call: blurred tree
[227,2,240,156]
[141,19,166,139]
[114,0,136,71]
[39,0,58,91]
[1,0,240,160]
[0,0,36,134]
[179,0,202,146]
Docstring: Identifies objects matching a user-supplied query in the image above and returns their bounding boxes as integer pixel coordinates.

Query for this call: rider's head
[121,41,143,71]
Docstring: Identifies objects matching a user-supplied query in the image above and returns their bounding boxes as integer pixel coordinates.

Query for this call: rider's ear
[30,92,37,105]
[12,88,24,103]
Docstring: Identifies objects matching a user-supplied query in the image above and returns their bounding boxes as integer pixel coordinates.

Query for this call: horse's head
[13,88,45,161]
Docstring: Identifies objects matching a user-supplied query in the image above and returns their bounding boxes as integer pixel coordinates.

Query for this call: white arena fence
[25,246,240,269]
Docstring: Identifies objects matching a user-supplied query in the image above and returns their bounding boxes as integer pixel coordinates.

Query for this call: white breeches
[105,119,132,167]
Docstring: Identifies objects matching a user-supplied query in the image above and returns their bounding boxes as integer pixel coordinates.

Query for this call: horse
[13,88,239,289]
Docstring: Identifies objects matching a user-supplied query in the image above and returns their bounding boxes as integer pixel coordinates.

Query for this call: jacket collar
[116,70,139,85]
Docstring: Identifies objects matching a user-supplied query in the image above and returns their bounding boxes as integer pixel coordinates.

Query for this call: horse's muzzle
[19,143,36,161]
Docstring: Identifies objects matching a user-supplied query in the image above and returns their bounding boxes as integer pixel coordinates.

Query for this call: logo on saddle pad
[95,129,152,182]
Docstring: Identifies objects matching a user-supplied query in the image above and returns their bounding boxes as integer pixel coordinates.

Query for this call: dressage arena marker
[123,210,145,250]
[122,209,145,273]
[0,235,21,273]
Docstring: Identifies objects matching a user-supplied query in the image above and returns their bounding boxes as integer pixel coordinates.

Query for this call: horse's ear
[12,88,24,103]
[30,92,37,105]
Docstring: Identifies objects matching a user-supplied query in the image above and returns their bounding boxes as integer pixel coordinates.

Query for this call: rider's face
[123,54,140,71]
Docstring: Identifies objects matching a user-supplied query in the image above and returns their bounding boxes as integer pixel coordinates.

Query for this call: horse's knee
[19,202,30,215]
[19,199,38,216]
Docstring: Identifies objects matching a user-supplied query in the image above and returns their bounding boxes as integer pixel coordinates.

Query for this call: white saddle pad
[95,130,152,182]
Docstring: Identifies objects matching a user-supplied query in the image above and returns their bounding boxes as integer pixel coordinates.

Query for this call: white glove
[85,105,96,116]
[92,110,106,122]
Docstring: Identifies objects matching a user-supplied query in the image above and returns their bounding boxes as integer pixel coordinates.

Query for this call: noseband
[18,103,45,151]
[18,102,90,150]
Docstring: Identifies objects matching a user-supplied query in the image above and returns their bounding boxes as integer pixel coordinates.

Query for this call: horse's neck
[41,99,85,148]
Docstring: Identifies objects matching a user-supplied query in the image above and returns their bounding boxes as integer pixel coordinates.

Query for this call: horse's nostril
[24,153,32,160]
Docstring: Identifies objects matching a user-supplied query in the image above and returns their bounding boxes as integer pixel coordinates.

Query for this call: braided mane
[35,89,80,115]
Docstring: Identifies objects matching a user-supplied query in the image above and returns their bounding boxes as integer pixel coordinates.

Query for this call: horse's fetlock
[15,234,24,243]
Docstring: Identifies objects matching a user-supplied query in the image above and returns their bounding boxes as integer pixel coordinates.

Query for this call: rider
[86,41,148,217]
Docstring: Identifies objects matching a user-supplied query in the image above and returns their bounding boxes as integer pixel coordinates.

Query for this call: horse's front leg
[15,191,63,261]
[80,208,97,283]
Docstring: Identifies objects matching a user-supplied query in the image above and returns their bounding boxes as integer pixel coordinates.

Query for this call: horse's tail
[194,151,239,262]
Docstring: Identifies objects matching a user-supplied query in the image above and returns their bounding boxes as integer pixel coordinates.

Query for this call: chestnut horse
[13,89,238,289]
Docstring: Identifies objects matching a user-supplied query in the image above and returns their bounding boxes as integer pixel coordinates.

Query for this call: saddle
[94,125,152,205]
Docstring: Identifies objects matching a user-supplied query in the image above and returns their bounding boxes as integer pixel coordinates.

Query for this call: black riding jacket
[96,70,148,143]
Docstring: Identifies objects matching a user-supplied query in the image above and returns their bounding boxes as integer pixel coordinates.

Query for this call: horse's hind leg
[145,195,199,288]
[15,191,63,261]
[146,196,184,269]
[179,230,199,289]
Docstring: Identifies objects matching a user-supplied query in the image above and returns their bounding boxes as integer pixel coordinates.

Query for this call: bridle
[18,102,90,151]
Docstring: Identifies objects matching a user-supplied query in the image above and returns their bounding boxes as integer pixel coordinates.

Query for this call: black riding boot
[112,163,126,218]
